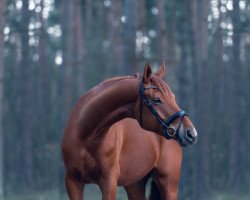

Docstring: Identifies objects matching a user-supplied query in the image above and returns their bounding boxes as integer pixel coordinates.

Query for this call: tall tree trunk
[136,0,147,68]
[58,0,78,195]
[211,0,228,188]
[108,0,123,75]
[229,0,242,189]
[190,0,210,197]
[61,0,74,114]
[176,2,197,198]
[73,0,85,96]
[18,0,32,189]
[246,35,250,188]
[122,0,137,74]
[214,0,224,130]
[176,0,191,110]
[156,0,168,58]
[36,0,49,188]
[0,0,6,198]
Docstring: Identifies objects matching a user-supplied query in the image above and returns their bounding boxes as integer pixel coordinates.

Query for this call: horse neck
[80,77,139,138]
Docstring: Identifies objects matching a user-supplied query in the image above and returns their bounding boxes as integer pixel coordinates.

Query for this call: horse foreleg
[99,176,117,200]
[153,175,178,200]
[65,173,84,200]
[124,178,148,200]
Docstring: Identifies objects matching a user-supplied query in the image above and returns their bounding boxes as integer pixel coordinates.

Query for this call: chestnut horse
[61,63,197,200]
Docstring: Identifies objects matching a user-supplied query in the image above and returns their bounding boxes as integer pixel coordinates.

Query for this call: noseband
[139,79,188,140]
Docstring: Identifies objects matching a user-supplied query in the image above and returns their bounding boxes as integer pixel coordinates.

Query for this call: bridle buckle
[166,126,176,137]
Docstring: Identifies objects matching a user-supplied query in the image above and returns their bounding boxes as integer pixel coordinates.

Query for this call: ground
[5,186,250,200]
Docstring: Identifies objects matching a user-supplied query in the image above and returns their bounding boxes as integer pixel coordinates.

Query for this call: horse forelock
[151,75,173,96]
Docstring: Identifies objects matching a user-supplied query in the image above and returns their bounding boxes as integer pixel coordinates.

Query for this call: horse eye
[152,98,162,104]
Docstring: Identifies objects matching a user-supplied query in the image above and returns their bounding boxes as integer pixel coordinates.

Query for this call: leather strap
[138,79,188,139]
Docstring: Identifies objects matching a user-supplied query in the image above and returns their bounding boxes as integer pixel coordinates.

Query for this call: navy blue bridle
[139,79,188,139]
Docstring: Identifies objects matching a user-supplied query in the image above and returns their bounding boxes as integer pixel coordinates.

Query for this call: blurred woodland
[0,0,250,199]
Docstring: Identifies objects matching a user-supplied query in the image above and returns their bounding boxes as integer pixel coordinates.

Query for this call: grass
[5,185,128,200]
[5,190,67,200]
[209,193,250,200]
[5,188,250,200]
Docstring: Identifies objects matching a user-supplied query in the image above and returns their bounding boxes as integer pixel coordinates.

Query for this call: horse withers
[61,63,197,200]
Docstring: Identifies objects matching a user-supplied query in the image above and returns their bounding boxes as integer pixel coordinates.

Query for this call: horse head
[136,62,197,147]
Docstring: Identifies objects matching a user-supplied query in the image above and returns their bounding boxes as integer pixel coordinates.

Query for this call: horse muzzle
[178,126,198,147]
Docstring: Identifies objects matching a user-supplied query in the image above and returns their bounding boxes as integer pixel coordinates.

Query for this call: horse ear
[155,61,166,78]
[143,63,152,83]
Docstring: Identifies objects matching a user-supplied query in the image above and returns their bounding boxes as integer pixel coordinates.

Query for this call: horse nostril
[185,129,197,144]
[186,130,194,141]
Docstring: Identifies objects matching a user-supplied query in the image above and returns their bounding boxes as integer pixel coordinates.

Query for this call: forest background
[0,0,250,199]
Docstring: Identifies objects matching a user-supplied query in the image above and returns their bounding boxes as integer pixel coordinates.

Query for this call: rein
[139,79,188,140]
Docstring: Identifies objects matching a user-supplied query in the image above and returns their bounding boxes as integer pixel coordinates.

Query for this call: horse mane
[101,74,140,85]
[100,73,172,97]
